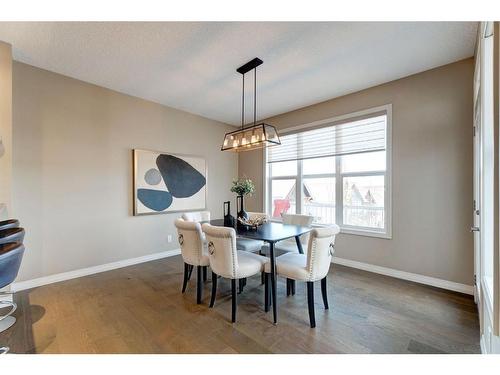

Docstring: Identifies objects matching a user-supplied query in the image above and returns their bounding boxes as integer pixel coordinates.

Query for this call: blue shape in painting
[137,189,173,211]
[156,154,206,198]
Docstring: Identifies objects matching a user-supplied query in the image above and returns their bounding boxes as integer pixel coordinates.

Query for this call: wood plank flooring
[1,255,480,353]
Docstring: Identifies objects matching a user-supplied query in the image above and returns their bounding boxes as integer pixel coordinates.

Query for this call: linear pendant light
[221,58,281,152]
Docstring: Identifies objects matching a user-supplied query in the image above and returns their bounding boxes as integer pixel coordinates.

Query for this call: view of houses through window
[266,113,388,234]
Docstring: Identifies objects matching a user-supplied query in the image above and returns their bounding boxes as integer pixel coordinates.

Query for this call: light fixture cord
[241,73,245,130]
[253,67,257,126]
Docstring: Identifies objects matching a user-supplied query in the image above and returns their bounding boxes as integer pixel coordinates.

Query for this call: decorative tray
[237,215,268,230]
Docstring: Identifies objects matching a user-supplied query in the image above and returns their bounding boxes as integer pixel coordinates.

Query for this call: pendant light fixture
[221,58,281,152]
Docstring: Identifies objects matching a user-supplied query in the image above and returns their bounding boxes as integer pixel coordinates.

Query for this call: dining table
[209,219,312,324]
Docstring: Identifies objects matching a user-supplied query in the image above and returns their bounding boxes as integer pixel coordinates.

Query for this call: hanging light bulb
[251,133,257,143]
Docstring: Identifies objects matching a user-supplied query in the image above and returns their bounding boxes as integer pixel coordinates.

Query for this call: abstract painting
[133,149,207,215]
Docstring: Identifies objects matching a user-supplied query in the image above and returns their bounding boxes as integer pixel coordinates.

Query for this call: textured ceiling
[0,22,477,125]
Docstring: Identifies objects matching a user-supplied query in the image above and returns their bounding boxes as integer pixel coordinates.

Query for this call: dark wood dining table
[210,219,312,324]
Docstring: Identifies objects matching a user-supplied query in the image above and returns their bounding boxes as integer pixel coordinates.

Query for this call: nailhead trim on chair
[197,227,204,263]
[307,239,317,282]
[176,219,207,266]
[203,227,238,279]
[230,240,237,279]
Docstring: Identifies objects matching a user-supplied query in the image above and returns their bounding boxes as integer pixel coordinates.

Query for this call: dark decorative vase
[236,195,249,224]
[223,201,235,227]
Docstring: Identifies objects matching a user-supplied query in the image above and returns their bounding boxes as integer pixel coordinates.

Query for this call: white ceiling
[0,22,477,126]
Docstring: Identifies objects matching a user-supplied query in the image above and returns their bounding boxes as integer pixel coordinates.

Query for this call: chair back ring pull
[208,241,215,255]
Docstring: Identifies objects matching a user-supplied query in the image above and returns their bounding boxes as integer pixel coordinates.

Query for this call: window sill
[339,227,392,239]
[268,218,392,239]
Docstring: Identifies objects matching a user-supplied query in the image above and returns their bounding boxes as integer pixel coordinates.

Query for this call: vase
[223,201,235,227]
[236,195,249,223]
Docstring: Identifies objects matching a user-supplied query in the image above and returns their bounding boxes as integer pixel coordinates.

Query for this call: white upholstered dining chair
[235,211,267,253]
[201,223,269,323]
[174,218,210,304]
[277,213,314,253]
[182,211,211,223]
[261,213,314,255]
[264,225,340,328]
[181,210,264,256]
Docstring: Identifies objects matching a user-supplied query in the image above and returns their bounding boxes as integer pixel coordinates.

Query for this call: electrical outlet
[167,235,172,243]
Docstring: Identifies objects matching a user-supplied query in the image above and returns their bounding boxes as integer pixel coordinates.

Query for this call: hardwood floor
[1,255,480,353]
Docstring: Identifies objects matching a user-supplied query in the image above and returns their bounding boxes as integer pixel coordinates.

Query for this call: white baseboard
[11,248,181,292]
[332,256,474,295]
[10,250,473,296]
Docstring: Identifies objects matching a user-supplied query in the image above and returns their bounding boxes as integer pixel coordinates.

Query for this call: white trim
[268,218,391,239]
[332,256,474,295]
[264,104,393,239]
[279,104,392,135]
[11,249,181,292]
[385,104,393,239]
[340,227,392,239]
[481,334,487,354]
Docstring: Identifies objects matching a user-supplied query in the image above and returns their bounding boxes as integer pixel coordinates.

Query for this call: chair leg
[321,277,329,309]
[295,236,304,254]
[209,272,218,308]
[286,278,291,296]
[203,266,208,282]
[238,278,245,294]
[264,273,270,312]
[307,281,316,328]
[196,266,203,304]
[231,279,237,323]
[269,242,278,324]
[187,264,194,280]
[182,263,189,293]
[259,250,265,285]
[291,280,296,295]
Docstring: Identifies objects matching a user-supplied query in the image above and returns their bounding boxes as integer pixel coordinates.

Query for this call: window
[265,106,391,238]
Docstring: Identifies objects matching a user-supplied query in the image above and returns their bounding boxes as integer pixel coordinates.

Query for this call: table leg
[295,236,304,254]
[269,241,278,324]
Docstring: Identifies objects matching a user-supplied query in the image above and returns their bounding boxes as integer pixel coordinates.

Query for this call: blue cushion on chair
[0,242,25,289]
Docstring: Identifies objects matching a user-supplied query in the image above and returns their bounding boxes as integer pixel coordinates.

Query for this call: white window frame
[263,104,392,239]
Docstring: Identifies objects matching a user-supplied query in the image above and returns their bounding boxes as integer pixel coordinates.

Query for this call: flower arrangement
[230,177,255,197]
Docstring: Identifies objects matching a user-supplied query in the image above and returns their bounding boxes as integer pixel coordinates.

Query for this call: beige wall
[239,58,474,285]
[0,42,12,219]
[12,62,238,282]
